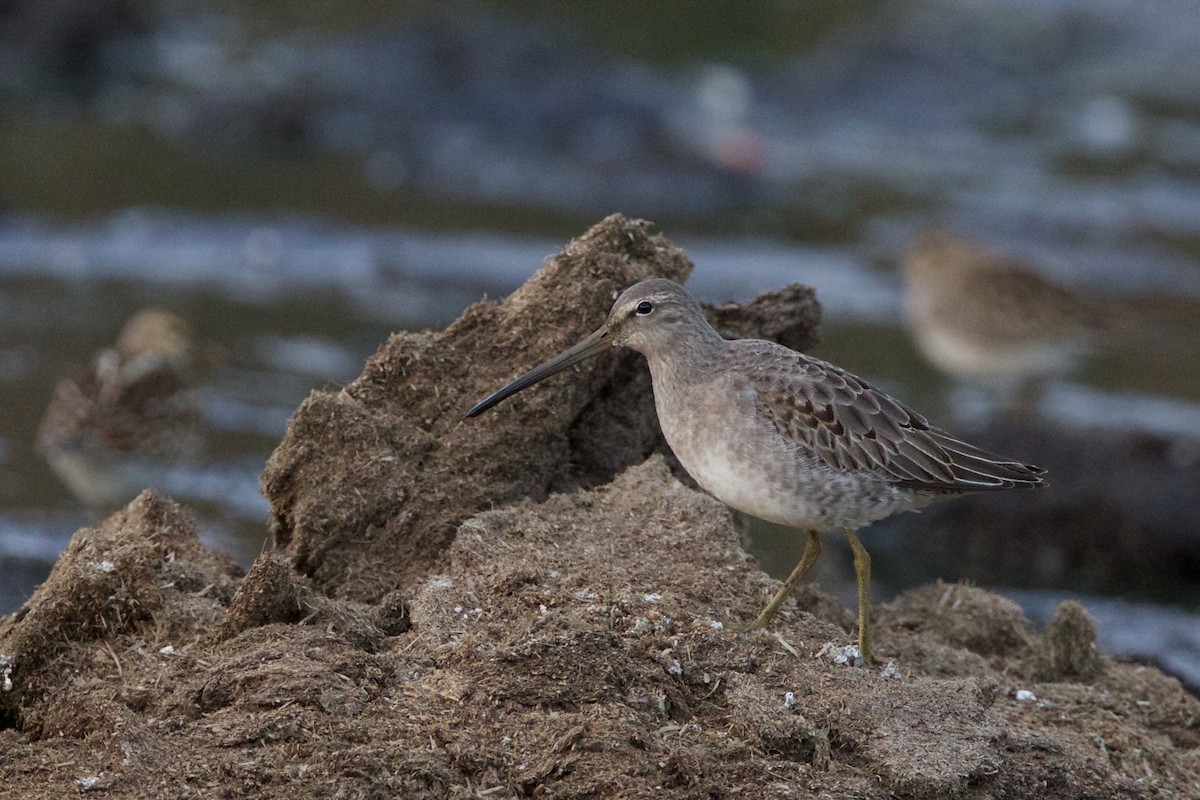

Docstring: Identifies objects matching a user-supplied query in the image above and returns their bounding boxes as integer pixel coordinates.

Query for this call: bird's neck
[642,332,726,391]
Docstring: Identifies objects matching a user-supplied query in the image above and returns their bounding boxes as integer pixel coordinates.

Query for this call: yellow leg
[743,529,821,631]
[844,528,874,665]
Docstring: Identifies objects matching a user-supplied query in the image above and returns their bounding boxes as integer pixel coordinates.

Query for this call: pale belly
[655,386,924,532]
[915,325,1083,382]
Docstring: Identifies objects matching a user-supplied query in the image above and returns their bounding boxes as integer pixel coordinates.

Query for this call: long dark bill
[466,326,610,417]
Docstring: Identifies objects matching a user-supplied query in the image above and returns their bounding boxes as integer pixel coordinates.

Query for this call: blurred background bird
[36,309,206,508]
[902,230,1117,413]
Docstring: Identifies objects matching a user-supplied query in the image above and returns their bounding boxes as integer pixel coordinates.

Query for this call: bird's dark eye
[635,300,654,316]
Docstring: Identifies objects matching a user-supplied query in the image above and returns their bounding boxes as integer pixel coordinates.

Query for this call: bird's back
[725,339,1044,493]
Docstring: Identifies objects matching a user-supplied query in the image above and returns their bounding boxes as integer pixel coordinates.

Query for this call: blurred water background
[2,0,1198,683]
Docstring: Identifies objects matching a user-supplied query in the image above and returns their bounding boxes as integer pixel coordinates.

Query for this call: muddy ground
[2,216,1198,798]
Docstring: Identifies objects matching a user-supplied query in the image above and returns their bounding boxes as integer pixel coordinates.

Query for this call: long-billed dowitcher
[904,230,1107,390]
[37,309,204,506]
[468,278,1044,664]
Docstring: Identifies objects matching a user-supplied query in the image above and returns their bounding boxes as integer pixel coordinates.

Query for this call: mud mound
[0,491,241,734]
[262,213,820,602]
[2,217,1198,798]
[4,460,1198,798]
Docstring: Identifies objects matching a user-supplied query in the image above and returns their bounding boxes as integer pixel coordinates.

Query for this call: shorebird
[37,309,204,507]
[903,230,1106,394]
[468,279,1044,664]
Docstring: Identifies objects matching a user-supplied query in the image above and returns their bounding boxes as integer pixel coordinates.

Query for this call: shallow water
[2,1,1198,673]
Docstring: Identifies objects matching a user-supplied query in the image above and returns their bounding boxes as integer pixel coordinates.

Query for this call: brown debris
[261,213,820,602]
[261,214,696,601]
[1036,599,1104,682]
[887,581,1034,658]
[221,554,384,652]
[221,553,306,633]
[705,282,821,352]
[2,217,1198,799]
[0,491,241,732]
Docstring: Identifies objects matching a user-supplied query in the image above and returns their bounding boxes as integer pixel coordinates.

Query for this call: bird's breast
[652,377,808,524]
[650,373,916,531]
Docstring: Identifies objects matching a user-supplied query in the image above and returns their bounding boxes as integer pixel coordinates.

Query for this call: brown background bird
[902,230,1118,404]
[36,309,205,507]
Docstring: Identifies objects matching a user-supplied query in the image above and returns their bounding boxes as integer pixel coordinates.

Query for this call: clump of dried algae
[2,215,1196,799]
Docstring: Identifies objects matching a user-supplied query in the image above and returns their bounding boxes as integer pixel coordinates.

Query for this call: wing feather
[734,341,1044,492]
